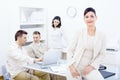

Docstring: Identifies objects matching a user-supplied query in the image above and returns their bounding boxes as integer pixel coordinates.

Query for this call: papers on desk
[49,64,67,74]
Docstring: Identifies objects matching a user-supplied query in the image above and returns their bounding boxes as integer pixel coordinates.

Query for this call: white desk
[25,60,67,77]
[25,59,119,80]
[102,50,120,80]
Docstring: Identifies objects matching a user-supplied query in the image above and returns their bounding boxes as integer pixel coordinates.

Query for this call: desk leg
[50,74,57,80]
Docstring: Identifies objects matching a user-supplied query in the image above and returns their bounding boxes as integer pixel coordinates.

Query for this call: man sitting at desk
[6,30,50,80]
[26,31,47,59]
[25,31,50,80]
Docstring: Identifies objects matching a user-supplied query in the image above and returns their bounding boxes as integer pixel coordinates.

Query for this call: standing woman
[48,16,67,52]
[67,7,106,80]
[48,16,67,80]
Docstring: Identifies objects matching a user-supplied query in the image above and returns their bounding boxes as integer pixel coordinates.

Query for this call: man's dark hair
[33,31,40,35]
[15,30,27,41]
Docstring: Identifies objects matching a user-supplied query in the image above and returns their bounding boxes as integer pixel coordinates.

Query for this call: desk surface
[25,60,119,80]
[25,61,67,77]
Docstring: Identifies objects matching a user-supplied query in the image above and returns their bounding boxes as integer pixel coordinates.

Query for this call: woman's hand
[82,65,95,76]
[69,65,80,78]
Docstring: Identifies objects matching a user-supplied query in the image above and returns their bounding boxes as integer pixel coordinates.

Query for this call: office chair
[1,65,11,80]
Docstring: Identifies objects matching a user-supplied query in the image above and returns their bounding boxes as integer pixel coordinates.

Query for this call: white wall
[0,0,120,74]
[46,0,120,49]
[0,0,18,68]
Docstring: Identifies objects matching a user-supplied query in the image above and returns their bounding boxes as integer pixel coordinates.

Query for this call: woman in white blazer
[67,7,106,80]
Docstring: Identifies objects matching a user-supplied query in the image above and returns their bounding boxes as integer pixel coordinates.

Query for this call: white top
[25,42,47,58]
[77,35,95,71]
[48,28,67,51]
[85,35,95,50]
[6,42,34,78]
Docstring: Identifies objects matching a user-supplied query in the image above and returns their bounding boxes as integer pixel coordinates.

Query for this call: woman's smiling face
[84,11,97,27]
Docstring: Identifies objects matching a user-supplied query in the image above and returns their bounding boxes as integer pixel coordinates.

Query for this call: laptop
[37,50,62,66]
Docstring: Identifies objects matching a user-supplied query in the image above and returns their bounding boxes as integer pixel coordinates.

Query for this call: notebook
[37,50,62,66]
[99,70,115,79]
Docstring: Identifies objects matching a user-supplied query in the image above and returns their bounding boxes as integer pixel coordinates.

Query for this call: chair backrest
[1,65,11,80]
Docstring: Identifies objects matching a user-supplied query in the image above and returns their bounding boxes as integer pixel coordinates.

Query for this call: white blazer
[67,28,106,69]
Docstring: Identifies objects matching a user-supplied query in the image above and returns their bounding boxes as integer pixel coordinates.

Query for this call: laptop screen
[42,50,62,65]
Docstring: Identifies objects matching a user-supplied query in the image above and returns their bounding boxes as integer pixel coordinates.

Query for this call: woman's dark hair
[33,31,40,35]
[84,7,96,16]
[52,16,61,28]
[15,30,27,41]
